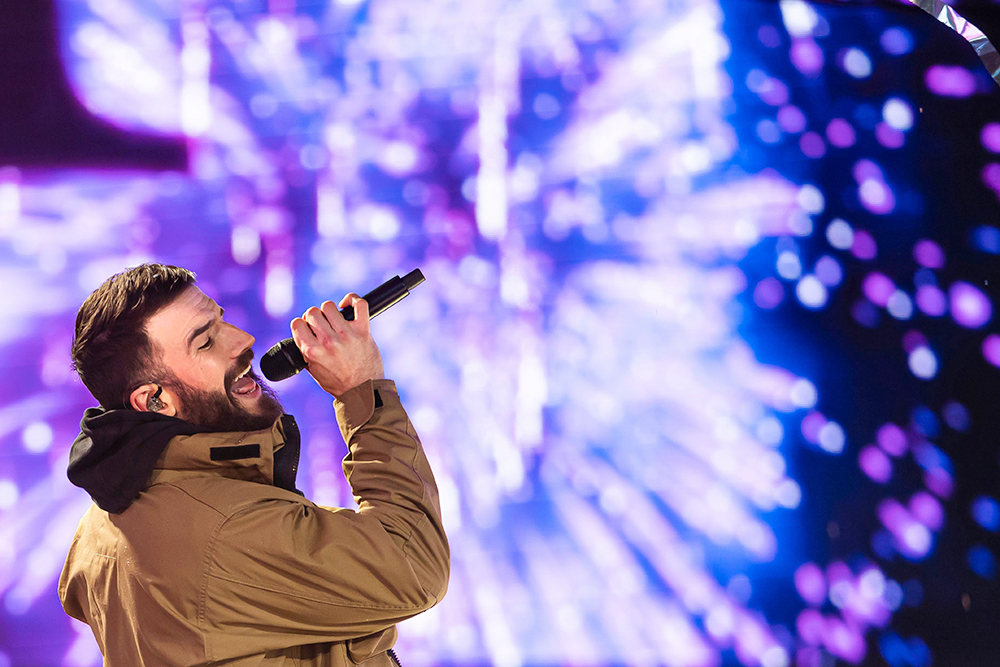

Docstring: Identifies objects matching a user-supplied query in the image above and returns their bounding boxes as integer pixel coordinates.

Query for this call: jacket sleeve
[200,379,450,657]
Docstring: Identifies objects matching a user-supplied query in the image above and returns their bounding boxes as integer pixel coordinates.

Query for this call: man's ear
[129,383,178,416]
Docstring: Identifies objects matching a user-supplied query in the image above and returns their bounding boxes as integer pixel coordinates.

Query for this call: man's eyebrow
[187,304,223,349]
[186,302,225,350]
[187,320,214,349]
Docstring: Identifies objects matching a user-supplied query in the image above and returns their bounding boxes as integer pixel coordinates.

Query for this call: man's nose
[228,324,255,354]
[239,329,255,352]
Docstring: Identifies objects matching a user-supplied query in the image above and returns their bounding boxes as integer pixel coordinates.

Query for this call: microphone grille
[260,339,305,382]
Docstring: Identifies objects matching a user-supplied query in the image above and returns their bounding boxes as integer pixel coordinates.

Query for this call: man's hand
[290,293,384,398]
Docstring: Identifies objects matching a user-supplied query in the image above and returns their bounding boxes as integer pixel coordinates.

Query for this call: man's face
[144,285,283,432]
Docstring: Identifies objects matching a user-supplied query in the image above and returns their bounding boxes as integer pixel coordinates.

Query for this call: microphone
[260,269,425,382]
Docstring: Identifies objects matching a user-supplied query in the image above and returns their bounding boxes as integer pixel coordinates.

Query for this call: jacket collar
[69,407,302,514]
[152,414,302,493]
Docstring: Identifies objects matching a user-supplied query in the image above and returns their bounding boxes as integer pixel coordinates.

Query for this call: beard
[166,352,285,432]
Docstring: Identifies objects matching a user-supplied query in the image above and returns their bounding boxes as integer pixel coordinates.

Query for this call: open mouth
[231,365,259,396]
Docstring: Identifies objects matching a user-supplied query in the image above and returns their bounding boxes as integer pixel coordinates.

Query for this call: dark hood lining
[68,408,302,513]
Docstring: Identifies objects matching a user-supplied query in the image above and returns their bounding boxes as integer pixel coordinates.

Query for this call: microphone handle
[260,269,425,382]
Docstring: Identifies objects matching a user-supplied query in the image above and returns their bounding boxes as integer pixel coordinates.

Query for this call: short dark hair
[72,263,196,409]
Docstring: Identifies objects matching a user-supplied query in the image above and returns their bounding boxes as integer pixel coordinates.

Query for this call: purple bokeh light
[795,562,827,606]
[797,609,825,646]
[981,163,1000,197]
[925,65,977,97]
[949,281,992,328]
[925,468,954,499]
[797,646,824,667]
[822,616,867,663]
[800,131,826,158]
[826,118,857,148]
[815,255,843,286]
[983,334,1000,367]
[913,239,945,269]
[982,123,1000,153]
[791,38,824,76]
[862,272,895,307]
[877,423,908,457]
[910,492,944,531]
[852,159,882,182]
[875,122,905,149]
[827,561,853,590]
[915,285,947,317]
[860,445,892,483]
[777,105,807,133]
[878,499,933,560]
[851,230,878,260]
[858,178,895,214]
[801,410,827,445]
[749,71,790,106]
[754,277,785,310]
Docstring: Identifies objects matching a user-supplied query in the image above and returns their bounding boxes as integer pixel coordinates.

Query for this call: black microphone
[260,269,425,382]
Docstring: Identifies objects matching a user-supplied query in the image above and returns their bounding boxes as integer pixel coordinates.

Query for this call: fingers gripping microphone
[260,269,425,382]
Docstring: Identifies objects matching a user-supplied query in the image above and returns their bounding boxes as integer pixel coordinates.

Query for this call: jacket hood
[69,408,302,514]
[68,408,210,514]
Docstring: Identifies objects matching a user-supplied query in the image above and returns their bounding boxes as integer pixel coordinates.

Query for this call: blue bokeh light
[967,544,997,579]
[971,496,1000,532]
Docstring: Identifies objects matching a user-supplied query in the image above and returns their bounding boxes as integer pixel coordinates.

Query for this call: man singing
[59,263,449,666]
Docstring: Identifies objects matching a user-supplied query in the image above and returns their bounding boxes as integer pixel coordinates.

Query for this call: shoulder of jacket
[152,473,313,519]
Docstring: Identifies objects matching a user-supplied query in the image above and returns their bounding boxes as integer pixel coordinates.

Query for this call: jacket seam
[401,416,438,601]
[157,481,230,661]
[401,420,424,549]
[357,410,430,574]
[156,482,230,517]
[205,571,436,611]
[203,496,432,614]
[200,511,231,662]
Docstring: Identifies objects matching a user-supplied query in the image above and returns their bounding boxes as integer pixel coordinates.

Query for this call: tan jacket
[59,380,449,666]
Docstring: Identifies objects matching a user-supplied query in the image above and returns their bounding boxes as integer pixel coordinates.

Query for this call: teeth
[236,366,250,381]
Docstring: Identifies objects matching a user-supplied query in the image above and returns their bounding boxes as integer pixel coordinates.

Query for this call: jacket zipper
[387,648,402,667]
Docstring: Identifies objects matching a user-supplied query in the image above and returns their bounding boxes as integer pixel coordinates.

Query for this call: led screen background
[2,0,1000,665]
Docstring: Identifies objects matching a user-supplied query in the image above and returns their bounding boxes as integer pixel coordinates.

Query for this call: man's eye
[199,338,213,350]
